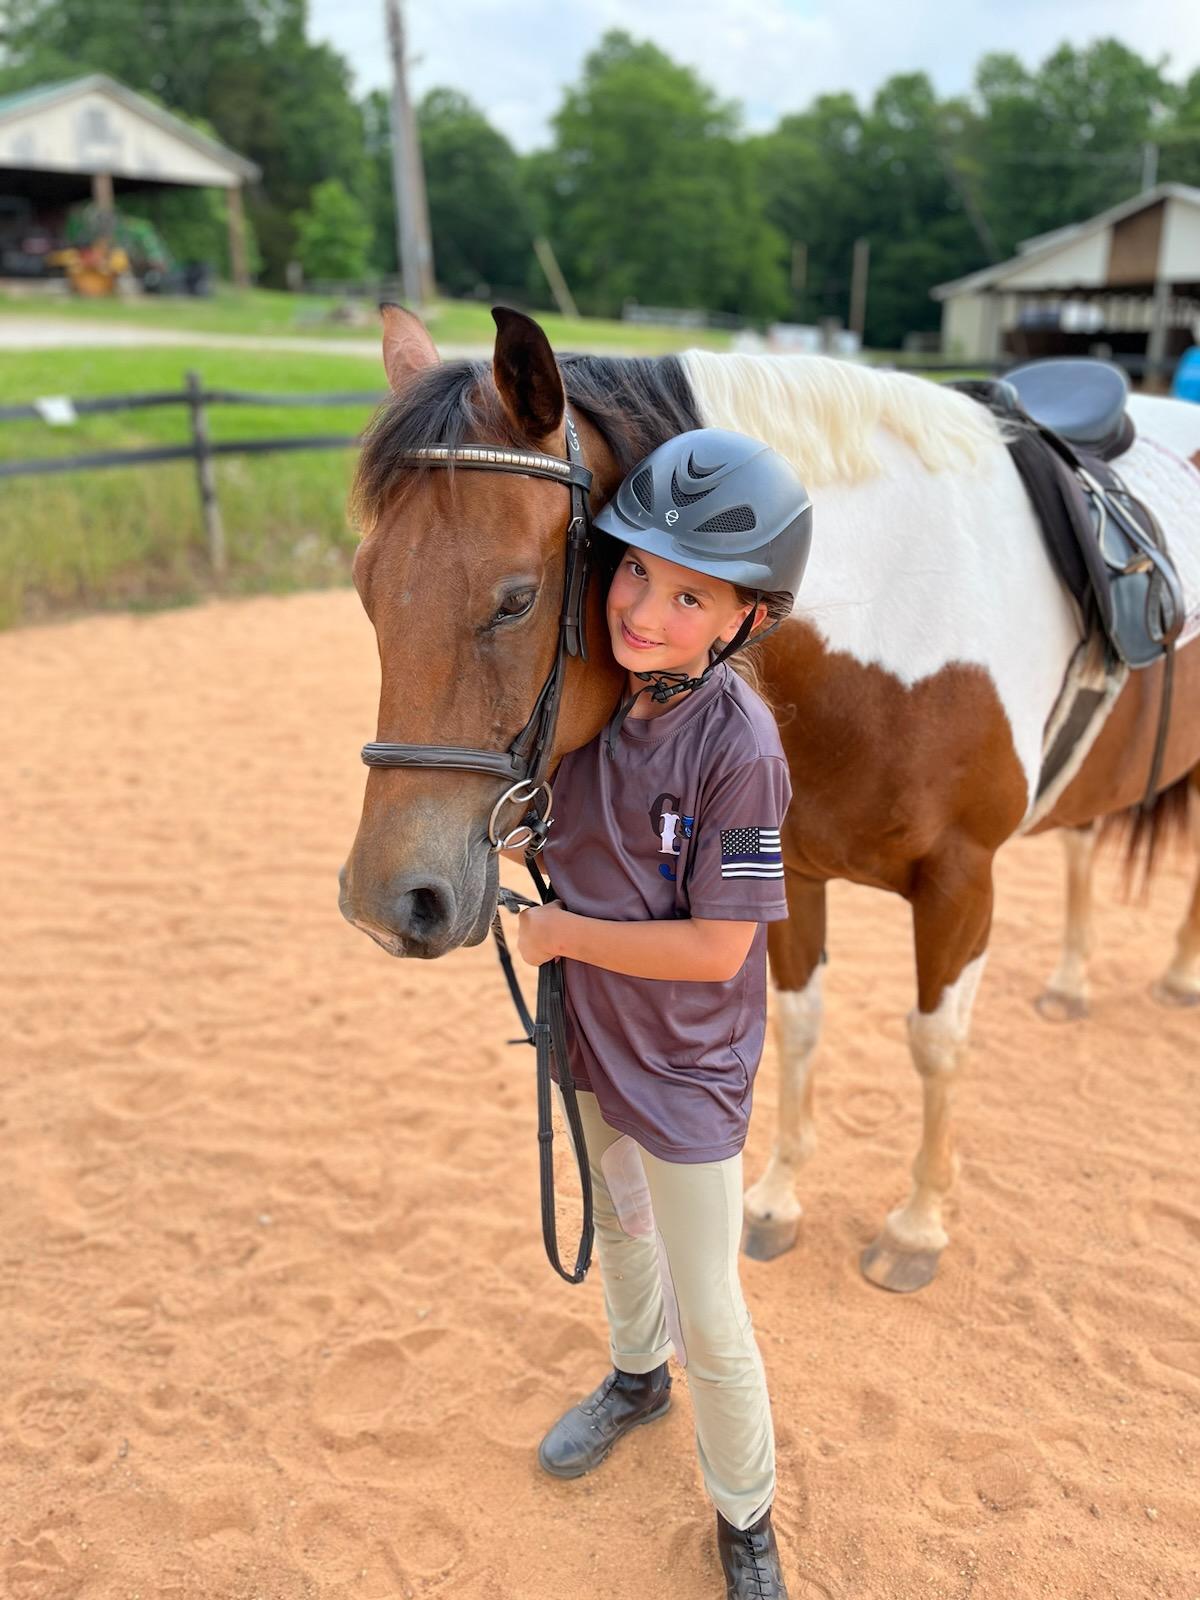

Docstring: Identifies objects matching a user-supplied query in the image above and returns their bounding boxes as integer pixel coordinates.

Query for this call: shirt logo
[720,827,783,880]
[650,792,693,881]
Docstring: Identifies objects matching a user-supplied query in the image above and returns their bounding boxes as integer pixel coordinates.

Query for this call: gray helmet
[593,427,812,600]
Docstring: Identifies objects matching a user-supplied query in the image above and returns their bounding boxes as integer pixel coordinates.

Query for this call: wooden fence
[0,372,387,573]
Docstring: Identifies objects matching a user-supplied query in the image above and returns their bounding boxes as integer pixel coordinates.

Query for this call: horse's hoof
[1151,978,1200,1009]
[1034,988,1089,1023]
[741,1212,799,1262]
[860,1236,942,1293]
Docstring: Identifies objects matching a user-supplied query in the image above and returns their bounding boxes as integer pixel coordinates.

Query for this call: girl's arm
[519,902,756,983]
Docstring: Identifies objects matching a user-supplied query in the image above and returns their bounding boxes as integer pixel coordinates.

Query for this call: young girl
[512,427,812,1600]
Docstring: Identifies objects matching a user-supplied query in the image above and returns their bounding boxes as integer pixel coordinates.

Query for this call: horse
[339,304,1200,1294]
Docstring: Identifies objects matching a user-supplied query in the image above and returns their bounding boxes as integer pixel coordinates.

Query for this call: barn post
[1146,278,1172,393]
[186,370,226,574]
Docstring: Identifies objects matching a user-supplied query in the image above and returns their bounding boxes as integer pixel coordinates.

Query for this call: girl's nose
[628,593,665,635]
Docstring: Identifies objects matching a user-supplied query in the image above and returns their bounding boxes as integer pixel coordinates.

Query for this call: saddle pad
[1113,435,1200,651]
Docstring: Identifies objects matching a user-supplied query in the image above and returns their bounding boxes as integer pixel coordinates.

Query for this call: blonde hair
[724,586,792,704]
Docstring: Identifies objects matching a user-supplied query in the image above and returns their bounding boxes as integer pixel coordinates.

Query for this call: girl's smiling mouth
[619,619,662,650]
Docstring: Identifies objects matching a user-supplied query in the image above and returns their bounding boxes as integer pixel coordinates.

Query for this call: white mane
[680,351,1004,489]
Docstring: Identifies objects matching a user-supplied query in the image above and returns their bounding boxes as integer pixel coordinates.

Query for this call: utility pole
[385,0,435,307]
[849,237,870,346]
[1141,141,1159,192]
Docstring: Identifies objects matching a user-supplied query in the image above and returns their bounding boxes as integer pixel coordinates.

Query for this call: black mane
[353,352,701,524]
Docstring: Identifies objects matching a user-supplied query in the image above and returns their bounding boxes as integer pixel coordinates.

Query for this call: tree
[417,89,532,299]
[539,31,787,320]
[292,179,373,282]
[966,42,1172,258]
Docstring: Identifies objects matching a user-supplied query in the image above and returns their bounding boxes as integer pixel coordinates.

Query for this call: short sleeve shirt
[541,662,792,1163]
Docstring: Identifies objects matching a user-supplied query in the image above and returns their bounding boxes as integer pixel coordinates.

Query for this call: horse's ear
[380,302,439,394]
[492,306,565,443]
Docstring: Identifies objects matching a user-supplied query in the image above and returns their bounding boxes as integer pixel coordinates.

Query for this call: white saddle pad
[1116,434,1200,650]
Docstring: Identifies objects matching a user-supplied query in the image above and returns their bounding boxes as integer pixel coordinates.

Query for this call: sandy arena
[3,589,1198,1599]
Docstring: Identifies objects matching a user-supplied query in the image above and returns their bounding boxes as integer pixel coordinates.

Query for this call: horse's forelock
[351,352,704,533]
[351,361,525,531]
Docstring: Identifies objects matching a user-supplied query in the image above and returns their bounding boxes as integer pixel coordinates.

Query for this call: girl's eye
[492,589,535,625]
[624,566,700,608]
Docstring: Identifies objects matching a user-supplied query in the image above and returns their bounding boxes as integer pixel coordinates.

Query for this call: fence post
[186,369,226,574]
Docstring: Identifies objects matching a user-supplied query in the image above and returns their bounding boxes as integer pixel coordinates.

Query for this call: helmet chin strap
[604,601,760,756]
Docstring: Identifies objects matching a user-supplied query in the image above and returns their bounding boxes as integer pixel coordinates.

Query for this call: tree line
[3,2,1200,347]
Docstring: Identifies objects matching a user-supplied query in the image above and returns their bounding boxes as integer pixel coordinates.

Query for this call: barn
[0,73,260,286]
[932,183,1200,383]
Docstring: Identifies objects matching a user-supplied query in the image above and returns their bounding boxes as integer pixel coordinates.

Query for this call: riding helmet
[593,427,812,601]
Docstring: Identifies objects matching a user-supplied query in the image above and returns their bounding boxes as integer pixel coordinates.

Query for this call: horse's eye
[492,588,536,625]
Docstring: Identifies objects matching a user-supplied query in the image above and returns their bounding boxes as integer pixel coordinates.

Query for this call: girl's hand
[517,902,568,967]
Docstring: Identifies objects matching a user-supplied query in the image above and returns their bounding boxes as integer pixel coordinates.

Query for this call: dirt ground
[3,589,1198,1600]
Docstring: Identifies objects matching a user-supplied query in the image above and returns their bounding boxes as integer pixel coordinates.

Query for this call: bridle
[359,408,597,1284]
[361,410,594,854]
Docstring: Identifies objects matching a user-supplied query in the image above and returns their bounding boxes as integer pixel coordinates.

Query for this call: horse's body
[341,308,1200,1294]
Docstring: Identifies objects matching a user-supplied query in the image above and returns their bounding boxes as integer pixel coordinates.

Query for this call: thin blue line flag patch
[719,827,783,880]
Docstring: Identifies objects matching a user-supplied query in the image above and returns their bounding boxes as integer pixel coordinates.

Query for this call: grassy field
[0,285,734,353]
[0,346,383,629]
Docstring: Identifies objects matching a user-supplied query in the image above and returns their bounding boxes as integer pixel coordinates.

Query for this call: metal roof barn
[0,74,260,286]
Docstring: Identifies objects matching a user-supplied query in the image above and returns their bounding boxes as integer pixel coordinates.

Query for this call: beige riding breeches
[555,1085,776,1530]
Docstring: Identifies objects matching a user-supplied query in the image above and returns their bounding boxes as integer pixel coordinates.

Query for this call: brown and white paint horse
[341,306,1200,1293]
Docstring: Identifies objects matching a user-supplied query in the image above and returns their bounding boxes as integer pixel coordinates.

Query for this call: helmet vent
[671,472,717,507]
[694,505,757,534]
[631,467,654,512]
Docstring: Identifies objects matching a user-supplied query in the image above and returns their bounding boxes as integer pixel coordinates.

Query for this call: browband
[401,444,593,492]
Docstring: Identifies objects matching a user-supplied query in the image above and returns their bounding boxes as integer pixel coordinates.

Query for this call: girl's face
[606,545,758,679]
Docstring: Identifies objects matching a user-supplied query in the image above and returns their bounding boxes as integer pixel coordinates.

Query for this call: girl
[512,427,812,1600]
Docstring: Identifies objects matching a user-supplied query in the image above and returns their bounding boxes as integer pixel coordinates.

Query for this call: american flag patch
[719,827,783,880]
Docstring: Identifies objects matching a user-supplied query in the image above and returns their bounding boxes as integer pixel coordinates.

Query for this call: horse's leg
[861,846,994,1293]
[1153,769,1200,1007]
[1035,823,1098,1022]
[741,873,826,1262]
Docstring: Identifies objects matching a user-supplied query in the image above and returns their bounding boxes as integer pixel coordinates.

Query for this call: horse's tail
[1099,771,1195,897]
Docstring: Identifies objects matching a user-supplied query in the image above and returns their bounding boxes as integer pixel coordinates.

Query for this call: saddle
[954,359,1186,806]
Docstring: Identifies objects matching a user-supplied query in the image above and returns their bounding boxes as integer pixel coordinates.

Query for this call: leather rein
[360,410,597,1284]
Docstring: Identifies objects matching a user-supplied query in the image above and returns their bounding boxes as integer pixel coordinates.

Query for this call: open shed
[932,183,1200,382]
[0,74,260,286]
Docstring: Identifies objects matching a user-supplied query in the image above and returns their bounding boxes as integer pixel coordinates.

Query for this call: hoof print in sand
[920,1435,1038,1524]
[4,1525,83,1600]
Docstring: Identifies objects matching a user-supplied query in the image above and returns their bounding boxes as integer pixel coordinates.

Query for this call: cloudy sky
[307,0,1200,152]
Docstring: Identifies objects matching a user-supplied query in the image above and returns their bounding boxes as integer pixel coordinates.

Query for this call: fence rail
[0,373,388,572]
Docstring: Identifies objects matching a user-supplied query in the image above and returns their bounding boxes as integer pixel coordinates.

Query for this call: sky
[307,0,1200,152]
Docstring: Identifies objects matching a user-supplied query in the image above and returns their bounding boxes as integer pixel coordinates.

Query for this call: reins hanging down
[360,412,596,1284]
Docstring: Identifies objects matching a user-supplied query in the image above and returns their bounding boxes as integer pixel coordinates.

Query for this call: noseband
[360,410,594,852]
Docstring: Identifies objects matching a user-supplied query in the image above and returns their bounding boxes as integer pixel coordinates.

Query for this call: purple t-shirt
[541,661,792,1163]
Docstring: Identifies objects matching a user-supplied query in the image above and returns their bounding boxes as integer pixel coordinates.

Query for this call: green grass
[0,346,383,629]
[0,285,734,353]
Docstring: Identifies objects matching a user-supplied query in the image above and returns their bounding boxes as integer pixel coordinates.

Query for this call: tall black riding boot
[537,1362,671,1479]
[716,1505,789,1599]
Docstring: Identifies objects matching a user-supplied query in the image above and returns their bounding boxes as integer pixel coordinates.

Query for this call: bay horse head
[340,306,651,958]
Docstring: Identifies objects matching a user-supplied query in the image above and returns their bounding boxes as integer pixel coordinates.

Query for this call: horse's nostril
[404,885,448,935]
[390,874,457,942]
